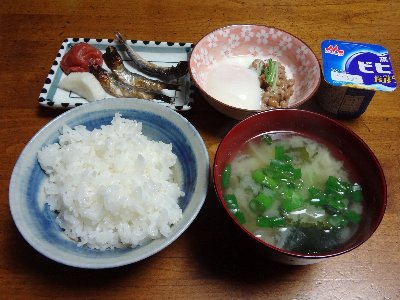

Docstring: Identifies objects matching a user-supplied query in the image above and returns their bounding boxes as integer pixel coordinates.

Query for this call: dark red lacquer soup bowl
[213,109,386,265]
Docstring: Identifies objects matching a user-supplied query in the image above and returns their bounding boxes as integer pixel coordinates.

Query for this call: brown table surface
[1,0,399,299]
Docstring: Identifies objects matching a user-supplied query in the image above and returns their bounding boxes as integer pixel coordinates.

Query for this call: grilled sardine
[103,46,180,92]
[115,32,188,82]
[89,65,173,103]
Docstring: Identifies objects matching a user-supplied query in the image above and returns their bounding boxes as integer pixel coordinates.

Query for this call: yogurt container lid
[321,40,397,91]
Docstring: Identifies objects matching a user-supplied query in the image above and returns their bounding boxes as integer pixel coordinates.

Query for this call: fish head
[103,46,124,71]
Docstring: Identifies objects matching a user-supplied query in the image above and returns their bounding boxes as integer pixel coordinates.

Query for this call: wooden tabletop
[1,0,399,299]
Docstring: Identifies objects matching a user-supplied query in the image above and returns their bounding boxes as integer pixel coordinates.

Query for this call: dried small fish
[103,46,180,92]
[115,32,188,82]
[89,65,173,103]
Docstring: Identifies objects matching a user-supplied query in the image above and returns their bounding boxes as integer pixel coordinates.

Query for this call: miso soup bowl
[213,109,386,265]
[189,24,321,120]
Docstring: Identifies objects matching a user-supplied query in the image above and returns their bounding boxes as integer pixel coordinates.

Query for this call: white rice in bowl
[37,113,184,250]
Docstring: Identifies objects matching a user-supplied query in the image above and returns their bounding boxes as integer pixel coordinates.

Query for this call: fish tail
[116,31,188,81]
[115,31,127,45]
[115,31,146,67]
[154,93,173,103]
[174,61,189,75]
[164,83,181,91]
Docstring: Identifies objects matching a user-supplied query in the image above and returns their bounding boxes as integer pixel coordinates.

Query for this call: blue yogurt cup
[318,40,396,118]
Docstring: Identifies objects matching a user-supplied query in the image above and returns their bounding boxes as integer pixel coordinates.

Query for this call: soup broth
[221,132,363,255]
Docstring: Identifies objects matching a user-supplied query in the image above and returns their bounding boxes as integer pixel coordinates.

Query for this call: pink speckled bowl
[189,25,321,119]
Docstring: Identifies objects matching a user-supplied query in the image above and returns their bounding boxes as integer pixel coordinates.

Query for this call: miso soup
[221,133,363,255]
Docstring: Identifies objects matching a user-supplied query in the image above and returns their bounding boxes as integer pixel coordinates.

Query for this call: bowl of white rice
[9,98,209,269]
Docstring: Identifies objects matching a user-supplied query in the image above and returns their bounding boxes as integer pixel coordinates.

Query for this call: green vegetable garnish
[261,134,273,145]
[325,195,346,214]
[234,211,246,224]
[264,58,279,91]
[308,187,327,206]
[350,183,363,202]
[282,189,304,212]
[221,138,364,234]
[251,169,278,189]
[223,194,238,211]
[252,169,265,184]
[249,193,274,213]
[328,214,346,228]
[325,176,349,196]
[286,146,310,162]
[223,194,246,224]
[345,210,362,224]
[256,216,286,228]
[274,145,291,162]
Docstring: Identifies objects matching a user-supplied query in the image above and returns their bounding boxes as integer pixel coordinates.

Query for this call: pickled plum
[61,42,103,74]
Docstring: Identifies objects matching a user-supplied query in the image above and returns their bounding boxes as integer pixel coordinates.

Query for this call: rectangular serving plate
[39,38,194,111]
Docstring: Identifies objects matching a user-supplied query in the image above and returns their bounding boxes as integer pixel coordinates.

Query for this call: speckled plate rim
[10,98,209,269]
[38,38,195,111]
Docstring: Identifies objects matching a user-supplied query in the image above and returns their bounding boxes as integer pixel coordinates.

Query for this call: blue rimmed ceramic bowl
[9,98,209,269]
